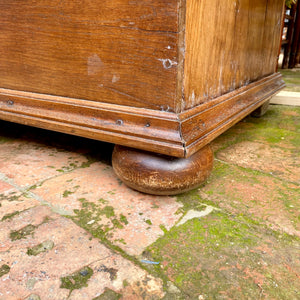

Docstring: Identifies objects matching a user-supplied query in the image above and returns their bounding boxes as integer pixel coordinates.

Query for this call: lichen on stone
[10,224,36,241]
[0,264,10,278]
[60,266,93,295]
[92,288,121,300]
[27,240,54,256]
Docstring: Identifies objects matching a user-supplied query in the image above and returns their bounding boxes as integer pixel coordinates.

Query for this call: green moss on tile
[114,238,126,245]
[177,187,219,213]
[92,288,121,300]
[279,69,300,92]
[213,106,300,155]
[80,159,97,169]
[147,209,300,299]
[98,198,109,204]
[27,240,54,256]
[102,206,115,218]
[10,224,36,241]
[111,218,124,229]
[0,192,20,202]
[120,214,128,225]
[70,199,127,240]
[63,190,73,198]
[1,211,20,221]
[66,199,162,285]
[0,264,10,278]
[145,219,152,226]
[62,186,80,198]
[60,266,93,295]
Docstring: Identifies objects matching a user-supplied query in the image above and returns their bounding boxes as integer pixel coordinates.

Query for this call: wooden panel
[0,0,179,111]
[183,0,284,110]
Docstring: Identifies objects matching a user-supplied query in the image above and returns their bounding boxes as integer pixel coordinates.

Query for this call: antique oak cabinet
[0,0,285,194]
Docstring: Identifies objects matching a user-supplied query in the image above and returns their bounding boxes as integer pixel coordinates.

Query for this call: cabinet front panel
[0,0,179,111]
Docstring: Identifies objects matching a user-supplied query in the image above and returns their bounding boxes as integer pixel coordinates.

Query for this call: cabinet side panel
[0,0,179,111]
[184,0,284,110]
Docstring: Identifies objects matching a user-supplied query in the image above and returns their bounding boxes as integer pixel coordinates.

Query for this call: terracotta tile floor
[0,104,299,299]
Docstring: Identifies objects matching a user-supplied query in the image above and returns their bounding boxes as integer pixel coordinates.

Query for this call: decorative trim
[0,88,184,157]
[180,73,285,157]
[0,73,285,158]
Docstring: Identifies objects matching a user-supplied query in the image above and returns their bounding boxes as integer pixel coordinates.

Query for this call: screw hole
[116,119,124,126]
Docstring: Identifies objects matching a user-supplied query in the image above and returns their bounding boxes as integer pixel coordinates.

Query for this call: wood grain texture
[0,0,285,160]
[0,0,180,112]
[183,0,284,110]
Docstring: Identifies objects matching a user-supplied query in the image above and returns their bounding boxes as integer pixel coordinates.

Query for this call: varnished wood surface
[112,144,213,195]
[183,0,284,111]
[0,0,180,112]
[0,73,284,158]
[0,1,285,159]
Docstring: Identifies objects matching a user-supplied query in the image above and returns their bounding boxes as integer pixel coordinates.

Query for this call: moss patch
[27,240,54,256]
[213,105,300,154]
[70,199,126,241]
[148,211,300,299]
[1,211,20,221]
[93,288,121,300]
[60,266,93,295]
[145,219,152,225]
[199,160,300,231]
[66,199,156,285]
[102,206,115,218]
[0,191,21,202]
[10,224,36,241]
[62,185,80,198]
[0,264,10,278]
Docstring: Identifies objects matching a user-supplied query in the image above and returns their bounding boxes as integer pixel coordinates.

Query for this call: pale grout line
[0,172,26,192]
[0,172,73,216]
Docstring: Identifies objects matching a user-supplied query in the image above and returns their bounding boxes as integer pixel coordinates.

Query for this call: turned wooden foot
[112,145,213,195]
[251,99,270,118]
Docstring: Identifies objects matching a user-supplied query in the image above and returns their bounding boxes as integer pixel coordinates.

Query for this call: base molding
[180,73,285,157]
[0,73,285,158]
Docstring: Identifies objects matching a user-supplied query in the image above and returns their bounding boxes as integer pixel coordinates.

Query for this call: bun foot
[112,145,213,195]
[251,99,270,118]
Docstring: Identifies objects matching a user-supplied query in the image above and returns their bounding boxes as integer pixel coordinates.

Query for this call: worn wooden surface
[0,0,285,159]
[184,0,284,110]
[112,144,214,195]
[0,0,180,112]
